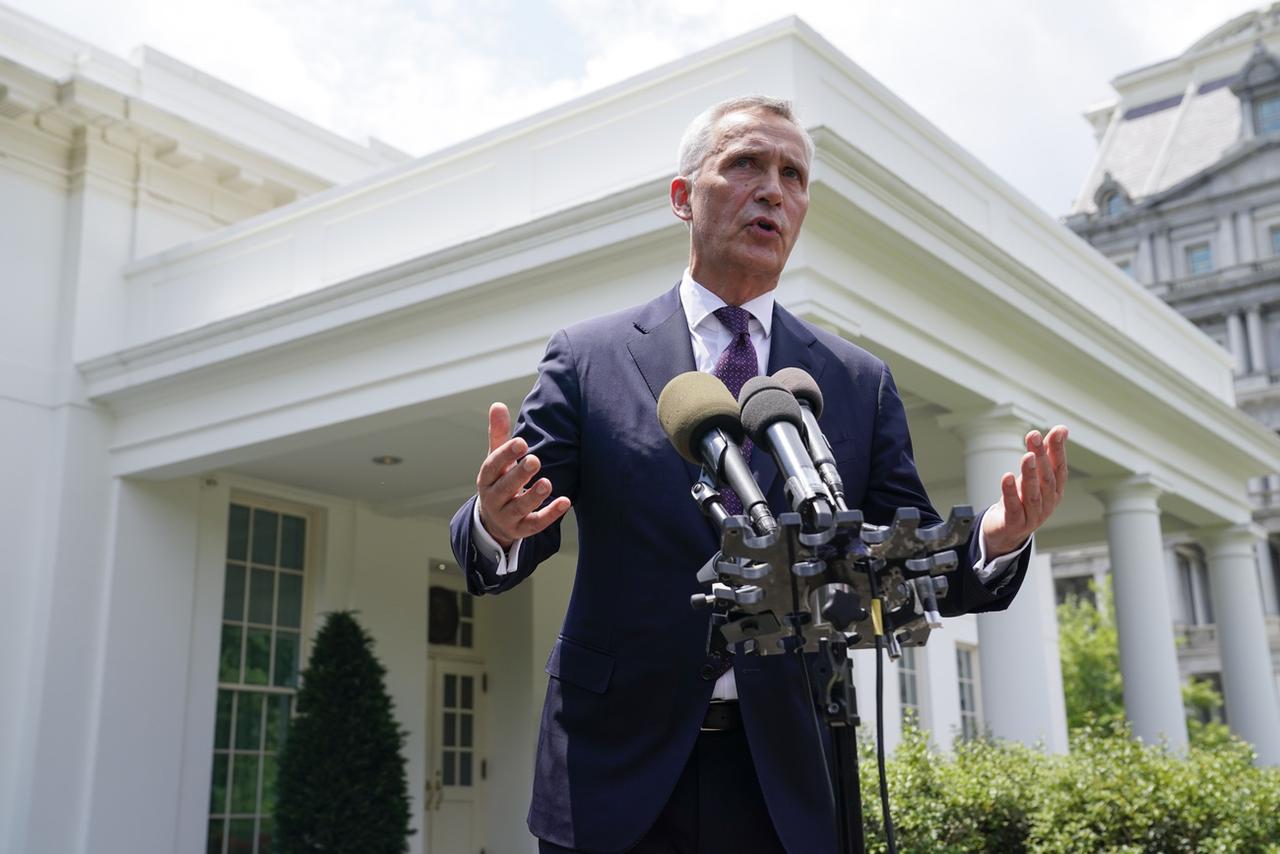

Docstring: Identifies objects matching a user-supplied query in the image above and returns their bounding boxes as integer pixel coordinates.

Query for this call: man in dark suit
[451,96,1069,853]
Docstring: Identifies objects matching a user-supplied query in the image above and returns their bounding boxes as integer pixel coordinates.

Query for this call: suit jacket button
[699,662,717,681]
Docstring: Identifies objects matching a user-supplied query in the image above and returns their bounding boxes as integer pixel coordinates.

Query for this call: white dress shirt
[472,269,1029,700]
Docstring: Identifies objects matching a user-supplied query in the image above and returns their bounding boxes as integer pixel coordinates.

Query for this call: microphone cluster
[656,368,847,536]
[657,368,973,656]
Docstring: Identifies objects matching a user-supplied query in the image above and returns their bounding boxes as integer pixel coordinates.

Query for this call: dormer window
[1231,42,1280,139]
[1257,93,1280,134]
[1092,172,1131,218]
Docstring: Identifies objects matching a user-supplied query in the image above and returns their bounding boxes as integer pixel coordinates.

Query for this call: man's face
[673,109,811,296]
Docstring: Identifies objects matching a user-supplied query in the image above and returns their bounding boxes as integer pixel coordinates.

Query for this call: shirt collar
[679,268,775,338]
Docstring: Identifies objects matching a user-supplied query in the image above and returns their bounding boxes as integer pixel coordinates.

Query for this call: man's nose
[755,168,783,205]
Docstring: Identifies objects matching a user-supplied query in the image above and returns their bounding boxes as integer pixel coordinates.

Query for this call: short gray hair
[676,95,815,179]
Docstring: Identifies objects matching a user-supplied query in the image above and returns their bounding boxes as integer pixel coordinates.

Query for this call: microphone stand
[808,636,865,854]
[691,498,973,854]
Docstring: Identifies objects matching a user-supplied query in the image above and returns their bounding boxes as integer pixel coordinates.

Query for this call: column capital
[937,403,1044,439]
[1087,473,1170,510]
[1195,522,1268,556]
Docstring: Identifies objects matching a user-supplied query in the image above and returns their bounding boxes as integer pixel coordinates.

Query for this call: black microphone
[772,367,848,511]
[737,376,834,531]
[657,371,778,536]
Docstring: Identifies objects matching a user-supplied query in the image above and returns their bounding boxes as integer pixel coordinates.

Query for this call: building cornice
[79,126,1280,485]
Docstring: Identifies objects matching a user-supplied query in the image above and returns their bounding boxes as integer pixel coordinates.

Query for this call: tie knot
[714,305,753,337]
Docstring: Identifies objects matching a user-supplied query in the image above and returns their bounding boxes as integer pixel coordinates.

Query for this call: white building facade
[5,7,1280,853]
[1063,5,1280,727]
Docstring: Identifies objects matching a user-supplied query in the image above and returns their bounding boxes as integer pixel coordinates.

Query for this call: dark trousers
[537,721,786,854]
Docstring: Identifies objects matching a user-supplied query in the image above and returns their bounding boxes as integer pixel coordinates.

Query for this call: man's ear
[670,176,693,222]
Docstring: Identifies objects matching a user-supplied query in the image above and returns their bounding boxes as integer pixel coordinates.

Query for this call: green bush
[857,725,1280,853]
[1057,578,1227,749]
[274,611,413,853]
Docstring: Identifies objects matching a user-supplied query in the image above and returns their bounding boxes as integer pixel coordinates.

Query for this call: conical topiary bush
[274,610,413,853]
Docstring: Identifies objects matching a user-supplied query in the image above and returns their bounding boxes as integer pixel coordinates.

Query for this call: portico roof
[70,16,1280,539]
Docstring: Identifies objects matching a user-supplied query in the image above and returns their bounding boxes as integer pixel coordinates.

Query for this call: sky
[5,0,1268,216]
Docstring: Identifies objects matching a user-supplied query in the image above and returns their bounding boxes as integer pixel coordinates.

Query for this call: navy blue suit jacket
[450,285,1029,853]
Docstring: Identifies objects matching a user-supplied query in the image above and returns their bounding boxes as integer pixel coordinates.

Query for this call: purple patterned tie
[711,306,758,515]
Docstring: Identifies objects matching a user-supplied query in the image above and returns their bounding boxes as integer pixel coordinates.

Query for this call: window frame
[955,644,982,741]
[1183,242,1214,276]
[897,645,925,728]
[1256,93,1280,135]
[208,493,318,854]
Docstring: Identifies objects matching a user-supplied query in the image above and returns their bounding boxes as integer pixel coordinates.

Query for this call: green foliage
[1056,581,1124,733]
[1056,578,1227,747]
[857,725,1280,853]
[274,611,413,854]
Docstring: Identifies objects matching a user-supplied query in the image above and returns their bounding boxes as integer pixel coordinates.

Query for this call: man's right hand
[477,402,572,550]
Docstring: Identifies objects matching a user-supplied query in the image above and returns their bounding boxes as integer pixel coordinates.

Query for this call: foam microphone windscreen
[772,367,824,417]
[657,371,744,465]
[738,376,805,445]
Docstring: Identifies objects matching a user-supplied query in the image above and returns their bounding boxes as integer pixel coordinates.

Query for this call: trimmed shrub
[274,611,413,853]
[857,725,1280,853]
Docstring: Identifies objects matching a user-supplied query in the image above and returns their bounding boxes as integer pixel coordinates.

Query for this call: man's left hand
[981,425,1069,558]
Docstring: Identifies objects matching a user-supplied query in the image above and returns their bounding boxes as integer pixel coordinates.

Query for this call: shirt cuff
[471,499,523,576]
[974,513,1032,587]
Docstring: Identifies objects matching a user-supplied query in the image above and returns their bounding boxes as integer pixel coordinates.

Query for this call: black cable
[866,565,898,854]
[874,636,898,854]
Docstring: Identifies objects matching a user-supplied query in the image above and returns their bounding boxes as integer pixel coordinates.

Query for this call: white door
[426,659,486,854]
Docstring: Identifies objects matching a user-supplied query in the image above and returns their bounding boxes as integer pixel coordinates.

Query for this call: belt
[701,700,741,732]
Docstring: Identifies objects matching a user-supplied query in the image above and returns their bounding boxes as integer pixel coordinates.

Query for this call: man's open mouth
[749,217,780,235]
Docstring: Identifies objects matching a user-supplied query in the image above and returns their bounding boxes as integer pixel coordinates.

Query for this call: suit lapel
[627,286,703,488]
[627,288,831,516]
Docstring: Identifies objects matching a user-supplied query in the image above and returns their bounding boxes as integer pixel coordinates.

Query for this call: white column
[1192,560,1214,624]
[1257,539,1280,617]
[1092,477,1188,751]
[1200,525,1280,765]
[1153,230,1172,281]
[1136,232,1155,284]
[1237,209,1257,264]
[1164,545,1188,624]
[1246,306,1268,376]
[940,406,1068,752]
[1227,311,1248,375]
[1219,215,1239,268]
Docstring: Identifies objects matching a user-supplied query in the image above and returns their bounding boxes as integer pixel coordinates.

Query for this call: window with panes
[207,503,307,854]
[440,672,478,787]
[1256,94,1280,135]
[1185,243,1213,276]
[898,646,920,726]
[956,646,980,741]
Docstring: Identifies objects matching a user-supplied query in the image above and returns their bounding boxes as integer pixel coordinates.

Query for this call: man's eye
[732,156,753,168]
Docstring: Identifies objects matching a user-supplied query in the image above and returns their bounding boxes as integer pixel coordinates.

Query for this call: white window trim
[956,643,983,740]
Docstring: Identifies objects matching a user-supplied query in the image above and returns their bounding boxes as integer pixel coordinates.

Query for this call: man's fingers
[488,403,512,454]
[1033,436,1057,508]
[477,437,529,491]
[507,477,554,518]
[487,452,540,505]
[1001,472,1026,528]
[516,496,572,538]
[1020,452,1043,520]
[1046,425,1070,501]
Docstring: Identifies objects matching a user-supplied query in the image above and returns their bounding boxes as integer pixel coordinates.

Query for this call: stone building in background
[1064,4,1280,720]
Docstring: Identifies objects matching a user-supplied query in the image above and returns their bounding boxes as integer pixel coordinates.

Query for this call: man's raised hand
[980,425,1069,558]
[476,402,572,550]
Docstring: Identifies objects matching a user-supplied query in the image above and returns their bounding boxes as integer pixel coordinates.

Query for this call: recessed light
[371,455,403,466]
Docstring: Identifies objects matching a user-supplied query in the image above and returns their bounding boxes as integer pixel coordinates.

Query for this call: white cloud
[3,0,1267,214]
